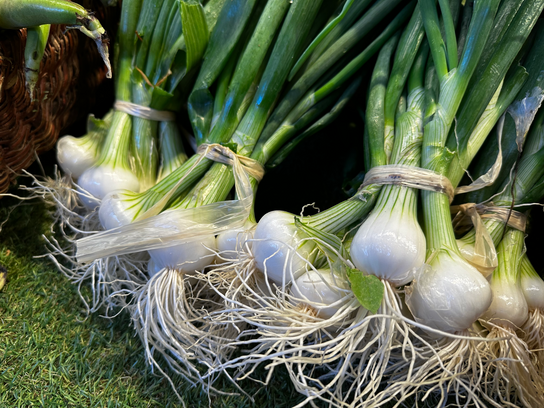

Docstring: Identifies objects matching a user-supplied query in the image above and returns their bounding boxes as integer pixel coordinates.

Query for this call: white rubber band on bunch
[358,164,455,203]
[114,101,176,122]
[196,143,265,182]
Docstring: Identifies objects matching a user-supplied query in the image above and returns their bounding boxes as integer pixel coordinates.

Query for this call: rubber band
[114,101,176,122]
[197,143,265,182]
[358,164,455,203]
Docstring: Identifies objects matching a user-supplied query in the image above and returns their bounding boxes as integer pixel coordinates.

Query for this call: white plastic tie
[359,164,455,203]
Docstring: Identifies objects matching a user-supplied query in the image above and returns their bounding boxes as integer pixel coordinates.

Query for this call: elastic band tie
[451,203,527,233]
[114,101,176,122]
[359,164,455,203]
[197,143,265,182]
[132,143,264,222]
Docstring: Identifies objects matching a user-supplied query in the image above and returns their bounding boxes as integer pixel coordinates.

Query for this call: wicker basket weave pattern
[0,1,117,195]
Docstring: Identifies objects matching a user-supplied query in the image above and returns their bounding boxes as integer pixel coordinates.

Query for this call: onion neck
[422,190,458,258]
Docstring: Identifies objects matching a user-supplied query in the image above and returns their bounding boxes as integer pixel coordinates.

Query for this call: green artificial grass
[0,191,305,408]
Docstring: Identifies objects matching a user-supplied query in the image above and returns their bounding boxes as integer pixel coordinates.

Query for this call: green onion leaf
[346,268,384,314]
[288,0,356,81]
[180,0,209,73]
[295,217,347,261]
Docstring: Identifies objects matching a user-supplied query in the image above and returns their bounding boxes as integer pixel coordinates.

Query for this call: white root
[481,325,544,407]
[201,235,495,407]
[519,308,544,372]
[131,266,246,399]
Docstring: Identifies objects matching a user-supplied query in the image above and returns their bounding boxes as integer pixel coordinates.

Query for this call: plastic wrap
[76,143,264,262]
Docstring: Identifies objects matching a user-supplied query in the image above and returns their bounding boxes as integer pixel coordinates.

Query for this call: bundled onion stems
[17,0,544,405]
[56,0,412,396]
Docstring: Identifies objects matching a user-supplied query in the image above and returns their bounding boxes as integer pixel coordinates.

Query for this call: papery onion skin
[252,211,314,285]
[78,165,140,210]
[405,250,492,333]
[290,269,348,318]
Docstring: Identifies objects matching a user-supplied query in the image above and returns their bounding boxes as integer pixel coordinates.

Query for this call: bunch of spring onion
[44,0,224,312]
[201,10,431,407]
[0,0,111,98]
[452,62,544,405]
[29,0,544,405]
[368,7,544,406]
[45,0,413,396]
[202,0,544,406]
[385,0,544,405]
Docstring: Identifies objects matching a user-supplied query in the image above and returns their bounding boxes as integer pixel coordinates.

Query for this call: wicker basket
[0,0,118,195]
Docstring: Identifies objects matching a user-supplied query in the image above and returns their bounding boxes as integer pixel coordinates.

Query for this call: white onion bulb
[252,211,315,285]
[216,222,255,260]
[78,165,140,210]
[290,269,349,318]
[149,236,217,274]
[56,135,99,179]
[350,204,425,286]
[99,190,141,230]
[405,249,492,333]
[480,276,528,330]
[521,272,544,311]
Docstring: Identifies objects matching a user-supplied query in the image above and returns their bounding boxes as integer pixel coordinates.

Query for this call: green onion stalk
[74,0,142,210]
[82,0,416,300]
[452,14,544,273]
[23,24,50,99]
[457,106,544,262]
[446,3,544,194]
[401,1,544,405]
[122,0,378,395]
[460,20,544,205]
[96,0,412,232]
[406,0,519,336]
[452,102,544,406]
[61,0,225,213]
[0,0,112,91]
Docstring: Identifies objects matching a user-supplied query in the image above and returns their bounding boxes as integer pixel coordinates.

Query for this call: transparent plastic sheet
[508,86,544,151]
[359,164,455,203]
[455,114,505,195]
[75,144,264,263]
[450,203,499,277]
[114,100,177,122]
